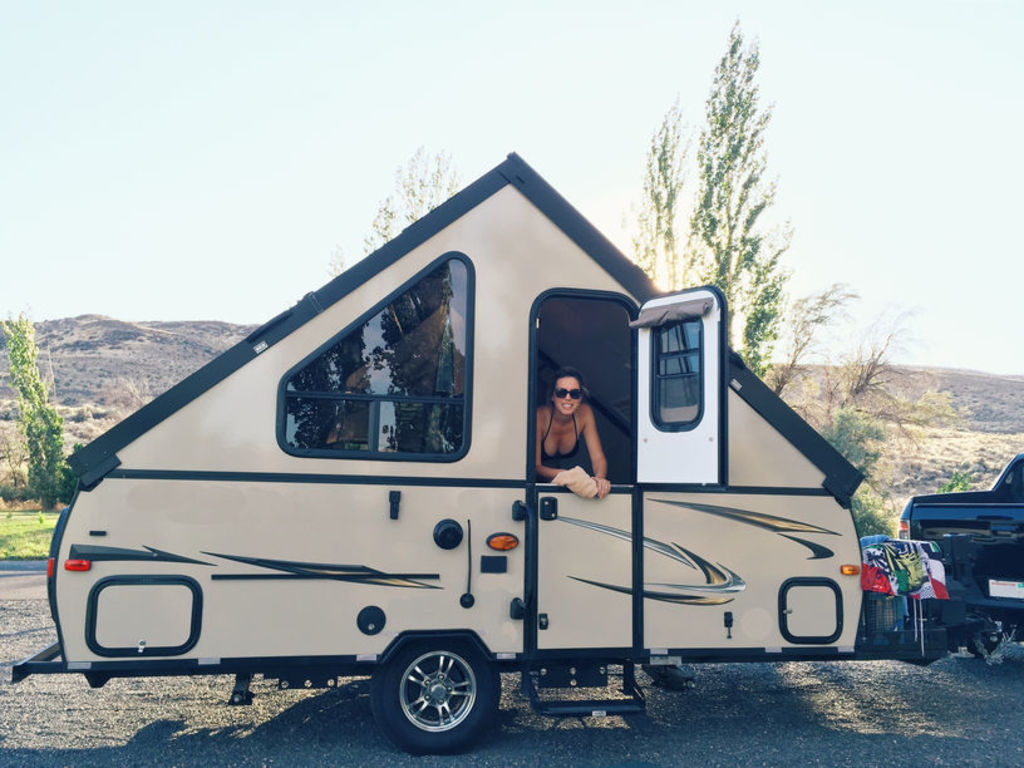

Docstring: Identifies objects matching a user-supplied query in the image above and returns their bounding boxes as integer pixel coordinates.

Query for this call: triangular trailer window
[278,255,473,461]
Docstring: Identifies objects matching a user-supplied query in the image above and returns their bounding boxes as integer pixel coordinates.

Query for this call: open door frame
[524,288,640,658]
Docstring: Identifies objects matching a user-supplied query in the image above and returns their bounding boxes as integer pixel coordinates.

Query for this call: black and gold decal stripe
[204,551,441,589]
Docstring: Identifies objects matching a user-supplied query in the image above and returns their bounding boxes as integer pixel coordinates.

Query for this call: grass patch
[0,509,57,560]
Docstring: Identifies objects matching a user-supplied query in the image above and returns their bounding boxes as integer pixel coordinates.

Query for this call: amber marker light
[487,533,520,551]
[840,564,860,576]
[64,559,92,572]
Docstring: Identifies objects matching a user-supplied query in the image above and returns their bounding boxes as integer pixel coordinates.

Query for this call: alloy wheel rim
[399,650,477,732]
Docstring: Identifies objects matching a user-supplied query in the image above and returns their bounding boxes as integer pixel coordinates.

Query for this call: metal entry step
[522,662,646,717]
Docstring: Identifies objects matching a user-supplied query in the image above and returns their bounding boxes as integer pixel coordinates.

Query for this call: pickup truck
[900,454,1024,654]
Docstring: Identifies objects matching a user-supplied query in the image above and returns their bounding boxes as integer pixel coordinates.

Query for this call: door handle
[511,500,529,522]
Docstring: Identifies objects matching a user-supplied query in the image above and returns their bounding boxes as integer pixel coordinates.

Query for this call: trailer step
[528,696,647,717]
[522,663,646,717]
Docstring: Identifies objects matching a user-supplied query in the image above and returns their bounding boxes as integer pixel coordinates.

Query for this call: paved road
[0,567,46,602]
[3,591,1024,767]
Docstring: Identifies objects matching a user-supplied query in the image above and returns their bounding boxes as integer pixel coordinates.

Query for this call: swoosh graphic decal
[650,499,840,536]
[671,547,746,592]
[569,577,735,605]
[556,519,745,605]
[204,552,441,589]
[779,534,835,560]
[558,516,697,570]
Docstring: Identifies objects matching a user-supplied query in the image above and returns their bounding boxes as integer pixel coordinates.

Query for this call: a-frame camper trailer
[13,154,970,754]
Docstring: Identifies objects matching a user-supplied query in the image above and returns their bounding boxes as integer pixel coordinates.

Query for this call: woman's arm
[580,404,611,498]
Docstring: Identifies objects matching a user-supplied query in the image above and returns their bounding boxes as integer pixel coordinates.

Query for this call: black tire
[370,640,499,754]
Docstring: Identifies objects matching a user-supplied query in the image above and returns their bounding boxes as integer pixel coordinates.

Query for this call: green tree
[633,100,692,290]
[821,407,885,479]
[850,488,896,538]
[820,408,894,536]
[688,22,790,376]
[1,315,73,510]
[0,430,28,496]
[330,148,461,276]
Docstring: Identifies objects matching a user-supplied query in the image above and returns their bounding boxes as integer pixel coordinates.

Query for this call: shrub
[938,469,974,493]
[851,487,896,538]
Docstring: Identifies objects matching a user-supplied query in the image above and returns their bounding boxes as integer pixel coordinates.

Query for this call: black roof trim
[727,352,863,508]
[69,154,655,479]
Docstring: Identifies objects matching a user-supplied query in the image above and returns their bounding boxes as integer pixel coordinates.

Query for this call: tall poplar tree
[633,101,691,290]
[688,22,790,376]
[1,315,72,509]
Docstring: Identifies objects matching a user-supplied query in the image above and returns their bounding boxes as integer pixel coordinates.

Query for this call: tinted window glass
[281,258,470,458]
[653,318,701,427]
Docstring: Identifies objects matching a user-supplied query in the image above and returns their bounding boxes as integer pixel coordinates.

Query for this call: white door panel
[535,490,633,650]
[635,288,724,485]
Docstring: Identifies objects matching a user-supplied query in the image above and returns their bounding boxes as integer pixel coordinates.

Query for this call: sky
[2,1,1023,375]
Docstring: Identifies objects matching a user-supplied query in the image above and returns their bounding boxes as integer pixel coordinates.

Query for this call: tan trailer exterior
[20,154,883,754]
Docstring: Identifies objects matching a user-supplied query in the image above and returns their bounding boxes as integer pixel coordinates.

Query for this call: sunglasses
[554,388,582,400]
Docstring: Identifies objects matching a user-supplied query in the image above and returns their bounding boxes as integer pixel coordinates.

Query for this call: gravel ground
[3,595,1024,767]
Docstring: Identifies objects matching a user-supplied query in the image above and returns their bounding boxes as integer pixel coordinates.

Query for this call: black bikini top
[541,405,580,460]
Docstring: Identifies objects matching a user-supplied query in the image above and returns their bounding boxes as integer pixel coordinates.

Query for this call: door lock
[540,497,558,521]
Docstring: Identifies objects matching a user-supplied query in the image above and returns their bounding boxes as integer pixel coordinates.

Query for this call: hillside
[0,316,255,448]
[872,366,1024,502]
[1,316,1022,506]
[0,315,256,407]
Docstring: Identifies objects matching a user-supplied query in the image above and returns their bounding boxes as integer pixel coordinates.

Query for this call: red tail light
[64,559,91,571]
[898,519,909,540]
[47,557,55,579]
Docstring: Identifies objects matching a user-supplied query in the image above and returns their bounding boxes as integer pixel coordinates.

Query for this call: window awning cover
[628,297,714,329]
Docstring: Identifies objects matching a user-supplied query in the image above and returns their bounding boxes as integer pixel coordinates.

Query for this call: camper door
[634,287,726,485]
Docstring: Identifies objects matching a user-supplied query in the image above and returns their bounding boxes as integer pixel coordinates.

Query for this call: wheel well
[378,630,493,665]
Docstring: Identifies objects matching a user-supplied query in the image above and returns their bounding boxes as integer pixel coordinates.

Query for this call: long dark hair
[548,366,588,401]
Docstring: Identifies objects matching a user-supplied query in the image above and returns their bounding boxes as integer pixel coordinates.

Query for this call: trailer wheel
[370,640,499,754]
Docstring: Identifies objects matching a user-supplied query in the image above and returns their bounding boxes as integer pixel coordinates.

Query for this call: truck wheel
[370,641,499,754]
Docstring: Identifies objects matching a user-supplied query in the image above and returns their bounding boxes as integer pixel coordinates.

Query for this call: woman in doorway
[535,367,611,499]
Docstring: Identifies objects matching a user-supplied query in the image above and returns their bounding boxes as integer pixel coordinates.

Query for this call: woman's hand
[594,477,611,499]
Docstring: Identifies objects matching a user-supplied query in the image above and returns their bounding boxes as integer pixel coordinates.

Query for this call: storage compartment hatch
[779,578,842,644]
[86,576,202,657]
